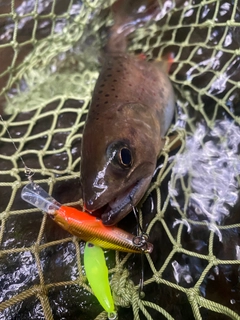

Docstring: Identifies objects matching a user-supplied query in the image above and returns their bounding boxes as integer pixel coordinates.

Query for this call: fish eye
[107,141,133,169]
[118,147,132,167]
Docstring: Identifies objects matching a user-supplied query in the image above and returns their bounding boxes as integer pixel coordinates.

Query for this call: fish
[21,183,153,253]
[80,0,175,226]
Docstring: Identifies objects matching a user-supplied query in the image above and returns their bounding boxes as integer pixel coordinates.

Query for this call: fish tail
[107,0,160,53]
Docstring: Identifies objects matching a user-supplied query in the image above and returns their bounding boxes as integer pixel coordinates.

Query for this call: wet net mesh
[1,0,240,319]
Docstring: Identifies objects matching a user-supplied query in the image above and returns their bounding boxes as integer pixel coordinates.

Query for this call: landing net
[0,1,240,319]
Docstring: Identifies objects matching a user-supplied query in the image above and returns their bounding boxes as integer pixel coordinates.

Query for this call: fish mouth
[100,179,145,226]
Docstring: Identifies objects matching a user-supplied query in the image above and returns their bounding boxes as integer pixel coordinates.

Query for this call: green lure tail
[84,242,117,319]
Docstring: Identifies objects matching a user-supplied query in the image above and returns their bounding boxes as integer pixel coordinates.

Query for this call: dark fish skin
[80,0,175,225]
[81,51,175,225]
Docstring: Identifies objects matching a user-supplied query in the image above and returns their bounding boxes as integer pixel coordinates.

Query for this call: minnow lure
[21,183,153,253]
[84,242,117,319]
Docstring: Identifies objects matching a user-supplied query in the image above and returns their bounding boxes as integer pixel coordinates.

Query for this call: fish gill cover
[0,0,240,319]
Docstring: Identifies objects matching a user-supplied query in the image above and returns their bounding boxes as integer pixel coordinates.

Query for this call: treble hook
[130,202,148,296]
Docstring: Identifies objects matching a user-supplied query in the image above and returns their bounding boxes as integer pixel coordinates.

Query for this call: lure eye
[118,147,132,167]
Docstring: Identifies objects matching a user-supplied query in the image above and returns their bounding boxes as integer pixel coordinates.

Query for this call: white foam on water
[170,119,240,235]
[172,260,193,284]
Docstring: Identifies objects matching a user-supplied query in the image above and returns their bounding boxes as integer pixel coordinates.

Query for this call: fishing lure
[21,182,153,254]
[84,242,117,319]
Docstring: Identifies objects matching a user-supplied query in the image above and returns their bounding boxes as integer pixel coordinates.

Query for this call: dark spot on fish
[111,88,115,91]
[100,84,105,87]
[115,95,119,98]
[113,79,117,82]
[156,108,162,119]
[128,83,132,87]
[99,90,103,94]
[96,104,99,107]
[129,126,137,137]
[105,101,108,104]
[158,89,164,100]
[105,94,109,97]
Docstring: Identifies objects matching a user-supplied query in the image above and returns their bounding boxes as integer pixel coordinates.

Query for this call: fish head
[81,102,162,225]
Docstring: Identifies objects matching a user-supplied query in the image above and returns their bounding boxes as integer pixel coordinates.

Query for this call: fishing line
[131,203,148,297]
[132,205,143,235]
[0,114,34,183]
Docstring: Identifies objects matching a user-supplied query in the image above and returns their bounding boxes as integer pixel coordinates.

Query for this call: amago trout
[80,0,175,225]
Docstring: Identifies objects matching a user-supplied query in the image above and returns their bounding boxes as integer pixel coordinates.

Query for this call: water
[1,0,240,319]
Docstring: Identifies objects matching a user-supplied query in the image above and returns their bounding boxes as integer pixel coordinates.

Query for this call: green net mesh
[1,0,240,319]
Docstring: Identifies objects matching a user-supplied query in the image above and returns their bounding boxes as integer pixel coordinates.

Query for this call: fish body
[51,205,153,253]
[80,1,175,225]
